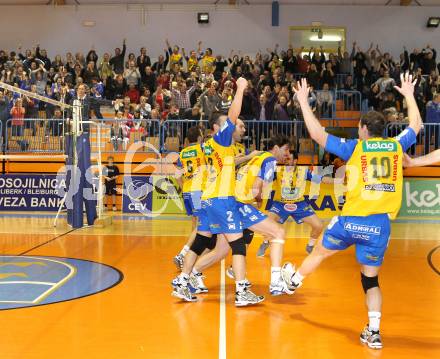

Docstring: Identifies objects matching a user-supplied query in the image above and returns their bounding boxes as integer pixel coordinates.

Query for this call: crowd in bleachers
[0,39,439,152]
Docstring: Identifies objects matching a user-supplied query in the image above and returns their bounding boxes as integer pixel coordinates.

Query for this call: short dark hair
[208,112,224,130]
[265,134,290,151]
[360,111,386,137]
[107,156,114,161]
[187,126,201,143]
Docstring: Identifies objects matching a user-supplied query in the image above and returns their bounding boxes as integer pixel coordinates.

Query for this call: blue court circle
[0,255,123,310]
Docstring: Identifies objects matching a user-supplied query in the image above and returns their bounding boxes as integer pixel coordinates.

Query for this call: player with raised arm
[281,73,421,349]
[173,77,265,306]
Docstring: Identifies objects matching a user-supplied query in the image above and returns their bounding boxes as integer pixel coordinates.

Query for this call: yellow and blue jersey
[324,128,416,219]
[176,143,205,193]
[201,118,236,200]
[235,152,277,204]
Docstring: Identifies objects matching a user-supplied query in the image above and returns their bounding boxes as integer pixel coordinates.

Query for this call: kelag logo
[362,141,397,152]
[0,256,122,310]
[400,180,440,217]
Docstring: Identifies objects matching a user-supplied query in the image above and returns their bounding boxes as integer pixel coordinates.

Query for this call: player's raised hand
[394,71,417,98]
[293,78,310,104]
[236,77,248,90]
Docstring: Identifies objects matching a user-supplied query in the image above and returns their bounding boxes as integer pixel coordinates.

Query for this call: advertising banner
[0,174,65,211]
[400,179,440,217]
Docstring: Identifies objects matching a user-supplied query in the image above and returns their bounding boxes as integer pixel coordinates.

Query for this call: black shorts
[106,182,117,195]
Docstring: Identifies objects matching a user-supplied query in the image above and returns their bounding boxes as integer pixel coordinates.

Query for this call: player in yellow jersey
[173,77,265,306]
[257,150,337,257]
[281,74,422,349]
[188,135,293,296]
[173,126,209,269]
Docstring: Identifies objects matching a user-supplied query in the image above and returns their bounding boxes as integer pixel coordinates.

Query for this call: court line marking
[427,245,440,276]
[0,281,56,285]
[17,228,78,256]
[219,259,226,359]
[0,256,77,304]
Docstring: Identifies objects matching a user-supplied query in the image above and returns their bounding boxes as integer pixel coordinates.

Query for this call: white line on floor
[219,259,226,359]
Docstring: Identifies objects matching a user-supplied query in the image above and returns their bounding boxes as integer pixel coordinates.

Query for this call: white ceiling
[0,0,439,6]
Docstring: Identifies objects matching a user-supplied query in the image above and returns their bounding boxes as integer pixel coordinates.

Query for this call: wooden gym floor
[0,214,439,359]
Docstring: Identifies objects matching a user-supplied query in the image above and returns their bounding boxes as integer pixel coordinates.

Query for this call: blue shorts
[236,202,267,229]
[183,191,202,217]
[201,197,243,234]
[196,206,211,233]
[268,200,315,224]
[322,214,391,266]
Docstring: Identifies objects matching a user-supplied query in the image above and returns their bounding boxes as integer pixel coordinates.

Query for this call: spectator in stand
[141,66,156,94]
[424,93,440,153]
[373,70,396,96]
[198,84,220,121]
[307,63,321,90]
[338,43,354,74]
[421,45,437,75]
[216,90,232,115]
[30,64,48,95]
[99,53,114,79]
[152,51,169,74]
[317,83,334,118]
[125,83,140,104]
[109,39,126,75]
[82,61,100,86]
[123,60,141,88]
[171,80,196,116]
[137,47,151,75]
[0,90,10,141]
[10,98,28,151]
[49,107,65,136]
[321,62,335,88]
[138,96,152,119]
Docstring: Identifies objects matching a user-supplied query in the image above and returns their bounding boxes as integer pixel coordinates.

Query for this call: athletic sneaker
[280,262,302,293]
[305,244,314,254]
[360,325,383,349]
[235,289,265,307]
[173,254,184,270]
[189,272,208,294]
[171,278,197,302]
[225,267,252,288]
[269,278,294,296]
[256,241,270,257]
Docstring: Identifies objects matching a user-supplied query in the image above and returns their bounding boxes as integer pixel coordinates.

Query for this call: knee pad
[190,233,211,256]
[229,236,246,256]
[206,234,217,250]
[361,272,379,293]
[243,229,254,245]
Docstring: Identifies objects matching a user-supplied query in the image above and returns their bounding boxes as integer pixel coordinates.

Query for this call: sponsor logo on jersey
[182,150,198,159]
[228,223,236,230]
[362,141,397,152]
[284,203,298,212]
[281,187,300,200]
[344,222,381,235]
[249,215,258,222]
[204,145,213,155]
[364,183,396,192]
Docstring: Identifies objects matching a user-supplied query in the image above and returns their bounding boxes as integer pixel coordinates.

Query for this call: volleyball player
[281,74,421,349]
[190,135,293,296]
[173,77,265,306]
[256,150,337,257]
[173,126,206,270]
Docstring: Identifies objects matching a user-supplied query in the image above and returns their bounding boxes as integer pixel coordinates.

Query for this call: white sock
[270,267,281,284]
[307,238,317,246]
[292,271,305,286]
[236,280,247,293]
[179,245,190,257]
[368,311,381,332]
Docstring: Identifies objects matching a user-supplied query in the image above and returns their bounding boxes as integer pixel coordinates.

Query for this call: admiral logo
[182,150,197,159]
[204,146,213,155]
[364,183,396,192]
[344,222,381,235]
[362,141,397,152]
[228,223,236,230]
[249,215,258,222]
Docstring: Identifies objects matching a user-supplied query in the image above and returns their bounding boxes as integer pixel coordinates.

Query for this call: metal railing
[385,122,440,156]
[5,119,65,153]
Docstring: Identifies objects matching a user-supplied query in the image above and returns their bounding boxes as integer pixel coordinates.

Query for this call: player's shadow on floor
[291,313,440,350]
